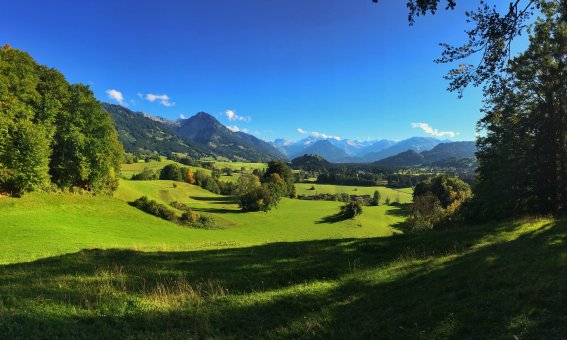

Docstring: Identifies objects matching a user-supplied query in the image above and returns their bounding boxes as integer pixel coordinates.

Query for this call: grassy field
[296,183,413,203]
[1,179,565,338]
[0,204,564,338]
[0,180,403,265]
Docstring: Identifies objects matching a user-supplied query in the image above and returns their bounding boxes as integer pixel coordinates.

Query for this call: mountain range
[374,141,477,167]
[104,103,475,165]
[273,135,460,163]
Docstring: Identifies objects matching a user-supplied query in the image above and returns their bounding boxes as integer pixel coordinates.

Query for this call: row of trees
[0,45,123,196]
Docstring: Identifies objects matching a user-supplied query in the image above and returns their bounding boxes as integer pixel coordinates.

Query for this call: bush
[159,164,184,181]
[130,196,177,221]
[340,200,363,218]
[407,192,445,231]
[131,168,158,181]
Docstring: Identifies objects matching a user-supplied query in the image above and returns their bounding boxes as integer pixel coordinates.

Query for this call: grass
[295,183,413,203]
[0,215,565,338]
[0,180,403,264]
[1,178,565,338]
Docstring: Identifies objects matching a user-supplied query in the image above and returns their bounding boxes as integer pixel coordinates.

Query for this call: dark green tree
[263,160,295,197]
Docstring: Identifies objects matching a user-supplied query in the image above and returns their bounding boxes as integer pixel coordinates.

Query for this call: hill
[176,112,285,162]
[103,103,208,158]
[374,150,425,167]
[291,154,331,170]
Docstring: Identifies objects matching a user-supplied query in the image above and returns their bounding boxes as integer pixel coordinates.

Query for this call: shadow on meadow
[0,220,565,338]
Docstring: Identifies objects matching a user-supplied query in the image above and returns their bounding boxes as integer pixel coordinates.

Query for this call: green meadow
[295,183,413,202]
[0,171,565,338]
[0,179,403,265]
[0,190,564,338]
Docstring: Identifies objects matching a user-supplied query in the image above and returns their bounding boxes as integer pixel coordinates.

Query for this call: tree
[474,1,567,218]
[340,200,363,218]
[159,163,184,181]
[187,168,195,184]
[371,190,381,206]
[263,160,295,197]
[0,45,122,195]
[413,174,472,213]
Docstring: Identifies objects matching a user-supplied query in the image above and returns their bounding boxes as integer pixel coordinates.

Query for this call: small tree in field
[187,168,195,184]
[371,190,381,206]
[340,200,363,218]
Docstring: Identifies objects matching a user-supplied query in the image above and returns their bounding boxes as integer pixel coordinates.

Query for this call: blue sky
[1,0,529,142]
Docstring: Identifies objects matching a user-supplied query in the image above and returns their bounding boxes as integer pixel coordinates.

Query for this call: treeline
[474,3,567,219]
[0,45,123,196]
[133,163,235,195]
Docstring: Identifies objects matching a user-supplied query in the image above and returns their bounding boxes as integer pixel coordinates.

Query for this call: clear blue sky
[1,0,528,142]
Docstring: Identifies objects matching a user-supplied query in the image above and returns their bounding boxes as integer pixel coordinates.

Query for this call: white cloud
[411,122,457,138]
[106,89,127,106]
[145,93,175,107]
[297,128,341,140]
[225,110,251,122]
[179,114,186,119]
[227,125,248,133]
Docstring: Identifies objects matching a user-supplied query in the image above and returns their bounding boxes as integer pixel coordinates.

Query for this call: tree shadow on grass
[315,213,351,224]
[192,207,242,214]
[190,196,238,204]
[0,220,565,338]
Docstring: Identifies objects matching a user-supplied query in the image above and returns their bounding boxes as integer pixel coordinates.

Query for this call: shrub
[340,200,363,218]
[406,192,446,231]
[159,164,184,181]
[131,168,158,181]
[130,196,177,221]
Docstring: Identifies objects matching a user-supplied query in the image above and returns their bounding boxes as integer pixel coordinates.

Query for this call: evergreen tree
[475,1,567,218]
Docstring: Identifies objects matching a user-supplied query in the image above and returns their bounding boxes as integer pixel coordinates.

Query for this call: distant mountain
[362,137,443,162]
[103,103,208,158]
[275,136,379,160]
[374,141,477,167]
[358,139,398,156]
[329,139,377,156]
[288,140,350,162]
[176,112,285,162]
[420,141,477,162]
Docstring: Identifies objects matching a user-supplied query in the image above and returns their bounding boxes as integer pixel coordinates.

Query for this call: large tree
[475,0,567,217]
[0,44,123,195]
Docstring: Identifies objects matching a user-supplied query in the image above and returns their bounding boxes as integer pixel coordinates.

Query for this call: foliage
[340,200,363,218]
[406,192,446,231]
[130,196,177,221]
[474,2,567,219]
[131,168,158,181]
[263,160,295,197]
[410,174,471,230]
[413,174,472,212]
[373,0,538,96]
[159,163,184,182]
[0,45,122,196]
[371,190,381,206]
